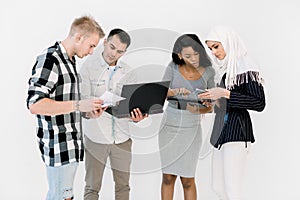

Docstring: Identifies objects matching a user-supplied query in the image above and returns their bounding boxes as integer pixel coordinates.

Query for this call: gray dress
[159,62,215,177]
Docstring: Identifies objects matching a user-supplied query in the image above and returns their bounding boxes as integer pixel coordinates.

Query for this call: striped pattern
[27,42,83,166]
[210,72,266,149]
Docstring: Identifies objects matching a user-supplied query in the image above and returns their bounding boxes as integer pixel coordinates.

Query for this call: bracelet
[75,101,80,111]
[82,112,91,119]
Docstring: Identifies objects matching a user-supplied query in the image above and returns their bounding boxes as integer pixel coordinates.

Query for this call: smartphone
[195,88,206,94]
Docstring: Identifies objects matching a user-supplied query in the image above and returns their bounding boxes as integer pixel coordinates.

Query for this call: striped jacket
[210,72,266,149]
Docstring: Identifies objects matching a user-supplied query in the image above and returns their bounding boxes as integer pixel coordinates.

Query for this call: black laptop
[105,81,170,118]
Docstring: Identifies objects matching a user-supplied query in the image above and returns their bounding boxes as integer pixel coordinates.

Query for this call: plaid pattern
[27,42,84,167]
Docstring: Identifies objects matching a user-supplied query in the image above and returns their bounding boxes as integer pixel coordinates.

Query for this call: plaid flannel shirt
[27,42,84,167]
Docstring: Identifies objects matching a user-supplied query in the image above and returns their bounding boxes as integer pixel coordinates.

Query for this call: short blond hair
[70,15,105,38]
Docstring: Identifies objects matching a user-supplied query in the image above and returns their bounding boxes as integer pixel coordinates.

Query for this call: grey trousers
[84,136,132,200]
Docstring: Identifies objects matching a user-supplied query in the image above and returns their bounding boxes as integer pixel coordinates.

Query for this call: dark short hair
[107,28,131,48]
[172,34,211,67]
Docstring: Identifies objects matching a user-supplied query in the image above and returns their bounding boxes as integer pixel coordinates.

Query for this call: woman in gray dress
[159,34,215,200]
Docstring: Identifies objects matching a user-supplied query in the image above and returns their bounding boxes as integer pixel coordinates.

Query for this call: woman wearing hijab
[199,26,266,200]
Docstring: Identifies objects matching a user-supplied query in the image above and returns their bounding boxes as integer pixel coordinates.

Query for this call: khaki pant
[84,136,132,200]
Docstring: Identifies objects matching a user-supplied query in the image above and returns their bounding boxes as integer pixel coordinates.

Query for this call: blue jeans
[46,162,79,200]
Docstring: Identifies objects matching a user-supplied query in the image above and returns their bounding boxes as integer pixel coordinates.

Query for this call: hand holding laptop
[130,108,148,122]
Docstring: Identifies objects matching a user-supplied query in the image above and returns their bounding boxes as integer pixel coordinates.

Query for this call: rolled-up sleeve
[27,55,58,108]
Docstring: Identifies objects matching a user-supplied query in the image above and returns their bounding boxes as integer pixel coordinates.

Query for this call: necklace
[181,65,200,80]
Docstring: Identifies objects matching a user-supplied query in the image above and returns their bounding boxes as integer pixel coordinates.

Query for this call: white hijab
[205,26,263,89]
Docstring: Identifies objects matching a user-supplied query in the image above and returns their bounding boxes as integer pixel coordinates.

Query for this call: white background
[1,0,299,199]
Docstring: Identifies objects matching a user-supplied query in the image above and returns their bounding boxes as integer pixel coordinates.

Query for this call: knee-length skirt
[159,106,202,178]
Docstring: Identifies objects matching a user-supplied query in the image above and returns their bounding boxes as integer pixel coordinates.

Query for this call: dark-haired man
[80,28,147,200]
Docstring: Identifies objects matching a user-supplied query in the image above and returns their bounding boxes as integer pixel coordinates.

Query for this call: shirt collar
[57,41,76,64]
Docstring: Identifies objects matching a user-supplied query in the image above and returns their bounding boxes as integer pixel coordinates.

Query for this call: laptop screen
[107,81,170,118]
